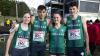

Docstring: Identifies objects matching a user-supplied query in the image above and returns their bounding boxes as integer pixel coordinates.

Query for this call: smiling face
[53,13,61,24]
[69,6,78,16]
[68,1,79,16]
[23,13,31,24]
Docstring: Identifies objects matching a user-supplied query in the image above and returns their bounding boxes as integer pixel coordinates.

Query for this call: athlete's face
[38,9,46,19]
[23,13,31,24]
[53,14,61,24]
[69,6,78,15]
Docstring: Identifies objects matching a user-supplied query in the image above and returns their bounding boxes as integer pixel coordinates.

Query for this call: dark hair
[68,1,78,8]
[37,5,46,10]
[86,20,90,24]
[53,11,62,17]
[95,19,100,23]
[90,20,93,23]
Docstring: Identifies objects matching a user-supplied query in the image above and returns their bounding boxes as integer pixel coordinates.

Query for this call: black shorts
[50,52,64,55]
[11,48,29,56]
[67,47,85,56]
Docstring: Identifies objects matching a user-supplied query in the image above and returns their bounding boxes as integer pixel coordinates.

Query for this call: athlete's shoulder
[34,16,38,21]
[61,25,67,31]
[79,16,86,23]
[9,23,19,33]
[78,15,83,19]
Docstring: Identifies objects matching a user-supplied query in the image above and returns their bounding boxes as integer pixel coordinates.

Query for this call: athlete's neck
[21,23,28,31]
[55,23,61,29]
[38,17,45,21]
[21,22,28,27]
[70,14,78,20]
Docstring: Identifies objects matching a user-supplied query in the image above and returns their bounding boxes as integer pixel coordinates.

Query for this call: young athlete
[5,13,31,56]
[48,11,66,56]
[64,1,90,56]
[30,5,50,56]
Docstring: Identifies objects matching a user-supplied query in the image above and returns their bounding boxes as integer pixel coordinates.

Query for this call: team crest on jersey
[61,29,64,32]
[18,31,22,34]
[44,22,46,24]
[77,20,80,22]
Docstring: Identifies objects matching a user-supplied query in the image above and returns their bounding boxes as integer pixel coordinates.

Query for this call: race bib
[68,29,81,40]
[15,38,29,49]
[33,31,45,42]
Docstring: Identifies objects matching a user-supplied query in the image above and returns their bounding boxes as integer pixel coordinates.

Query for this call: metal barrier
[0,34,9,56]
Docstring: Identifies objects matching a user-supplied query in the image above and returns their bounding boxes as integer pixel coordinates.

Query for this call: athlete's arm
[5,31,15,56]
[5,24,19,56]
[81,17,90,55]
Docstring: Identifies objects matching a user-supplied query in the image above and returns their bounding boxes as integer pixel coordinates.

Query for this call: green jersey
[66,15,84,47]
[49,25,66,53]
[32,16,48,42]
[12,23,30,49]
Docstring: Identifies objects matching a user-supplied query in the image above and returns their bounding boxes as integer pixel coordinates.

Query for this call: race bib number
[33,31,45,42]
[15,38,29,49]
[68,29,81,40]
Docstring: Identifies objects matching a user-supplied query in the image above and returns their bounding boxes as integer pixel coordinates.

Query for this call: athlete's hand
[86,46,90,55]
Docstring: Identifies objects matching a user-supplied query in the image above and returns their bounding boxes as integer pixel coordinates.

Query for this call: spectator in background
[87,20,96,56]
[93,19,100,56]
